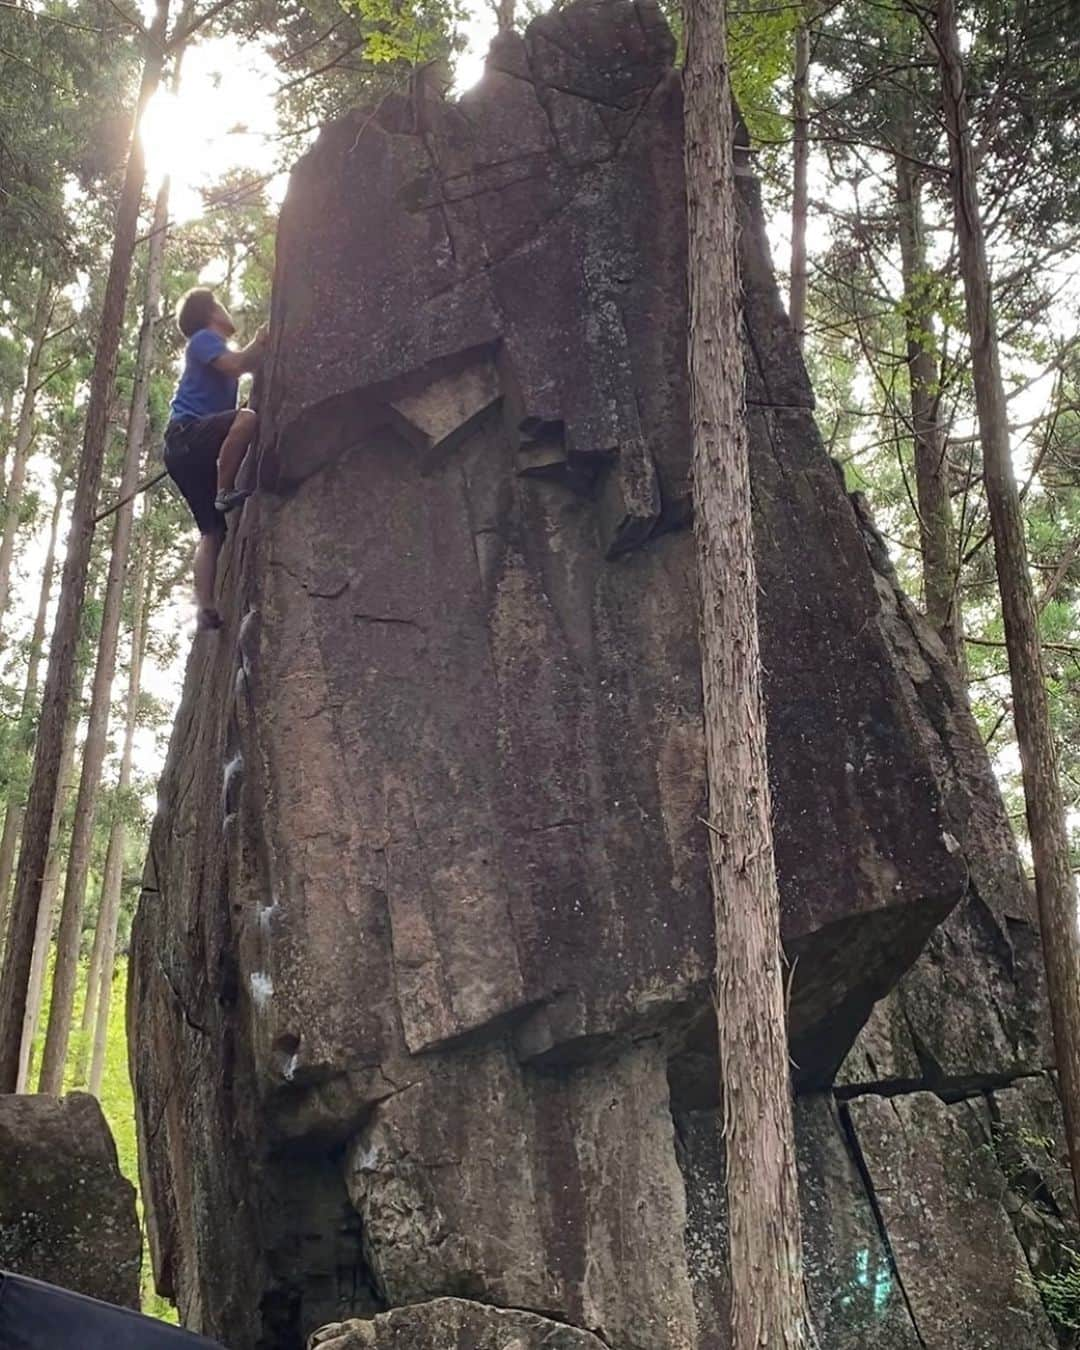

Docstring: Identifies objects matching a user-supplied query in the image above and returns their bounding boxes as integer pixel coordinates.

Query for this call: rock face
[129,3,1071,1347]
[0,1092,141,1308]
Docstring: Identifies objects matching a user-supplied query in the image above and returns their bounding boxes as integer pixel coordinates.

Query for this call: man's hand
[212,324,269,377]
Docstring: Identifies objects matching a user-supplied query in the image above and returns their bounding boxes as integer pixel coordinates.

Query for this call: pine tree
[89,546,149,1097]
[929,0,1080,1208]
[0,454,69,949]
[683,0,809,1342]
[39,169,172,1094]
[0,0,171,1093]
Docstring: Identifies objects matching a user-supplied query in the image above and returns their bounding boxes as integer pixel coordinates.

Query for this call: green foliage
[1035,1249,1080,1333]
[728,0,798,146]
[342,0,462,66]
[0,1,138,281]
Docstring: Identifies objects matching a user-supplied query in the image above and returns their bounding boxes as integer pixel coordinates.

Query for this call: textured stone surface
[676,1098,923,1349]
[307,1300,608,1350]
[0,1092,140,1308]
[345,1040,694,1350]
[847,1091,1058,1347]
[838,568,1051,1097]
[130,3,1067,1348]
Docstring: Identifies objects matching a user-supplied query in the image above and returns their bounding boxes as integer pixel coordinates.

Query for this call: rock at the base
[307,1299,609,1350]
[847,1091,1058,1348]
[0,1092,140,1308]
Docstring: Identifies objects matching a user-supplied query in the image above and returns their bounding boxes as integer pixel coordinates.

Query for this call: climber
[164,287,267,632]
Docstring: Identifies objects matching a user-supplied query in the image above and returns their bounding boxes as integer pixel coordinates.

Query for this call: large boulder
[130,2,1064,1347]
[0,1092,140,1308]
[307,1300,609,1350]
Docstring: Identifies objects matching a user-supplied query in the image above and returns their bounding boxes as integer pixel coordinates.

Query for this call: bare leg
[217,408,258,493]
[194,529,224,613]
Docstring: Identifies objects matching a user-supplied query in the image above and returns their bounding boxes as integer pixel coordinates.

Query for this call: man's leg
[193,527,225,621]
[217,408,258,494]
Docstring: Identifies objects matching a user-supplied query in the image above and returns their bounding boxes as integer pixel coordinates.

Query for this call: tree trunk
[683,0,809,1344]
[72,175,171,1088]
[88,545,149,1097]
[38,168,172,1096]
[790,13,810,348]
[934,0,1080,1211]
[894,99,962,667]
[0,0,170,1093]
[0,388,14,498]
[0,459,68,951]
[0,274,54,632]
[16,687,82,1092]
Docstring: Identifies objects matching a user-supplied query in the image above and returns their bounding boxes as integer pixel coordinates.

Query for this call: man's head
[176,287,236,339]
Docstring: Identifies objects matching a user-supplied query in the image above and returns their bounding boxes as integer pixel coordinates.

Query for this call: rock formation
[129,3,1076,1347]
[0,1092,140,1307]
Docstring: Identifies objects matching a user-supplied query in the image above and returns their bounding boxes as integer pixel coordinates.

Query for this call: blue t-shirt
[170,329,239,421]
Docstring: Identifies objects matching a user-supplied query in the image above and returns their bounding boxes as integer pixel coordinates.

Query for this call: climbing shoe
[215,487,251,514]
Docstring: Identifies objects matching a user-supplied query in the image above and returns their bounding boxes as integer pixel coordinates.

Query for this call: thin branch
[166,0,236,50]
[93,469,168,525]
[0,2,110,34]
[102,0,147,38]
[42,317,77,347]
[34,357,73,394]
[967,636,1080,656]
[276,36,367,93]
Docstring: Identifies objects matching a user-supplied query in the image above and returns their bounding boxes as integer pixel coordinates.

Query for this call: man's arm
[210,326,268,378]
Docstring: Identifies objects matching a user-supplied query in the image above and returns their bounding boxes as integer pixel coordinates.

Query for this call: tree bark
[894,98,963,667]
[72,174,171,1089]
[0,388,14,498]
[683,0,809,1344]
[88,545,148,1097]
[0,274,54,632]
[933,0,1080,1211]
[0,0,170,1093]
[0,459,68,951]
[38,166,172,1096]
[790,13,810,349]
[16,686,82,1092]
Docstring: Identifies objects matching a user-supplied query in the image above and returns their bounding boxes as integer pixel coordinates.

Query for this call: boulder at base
[0,1092,140,1309]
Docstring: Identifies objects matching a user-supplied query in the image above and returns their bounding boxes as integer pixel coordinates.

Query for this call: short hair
[177,287,218,338]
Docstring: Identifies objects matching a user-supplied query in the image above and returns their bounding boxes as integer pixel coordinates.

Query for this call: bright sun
[138,38,282,224]
[137,6,500,228]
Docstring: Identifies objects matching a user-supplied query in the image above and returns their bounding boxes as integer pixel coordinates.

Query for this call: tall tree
[683,0,809,1346]
[0,0,171,1093]
[789,10,810,349]
[930,0,1080,1207]
[0,274,55,632]
[38,167,173,1094]
[88,546,149,1097]
[893,84,963,666]
[0,456,69,948]
[16,694,83,1094]
[72,164,174,1088]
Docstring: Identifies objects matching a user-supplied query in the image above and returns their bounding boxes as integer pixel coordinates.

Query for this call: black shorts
[163,410,236,535]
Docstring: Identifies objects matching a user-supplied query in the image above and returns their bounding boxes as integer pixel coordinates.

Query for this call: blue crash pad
[0,1271,222,1348]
